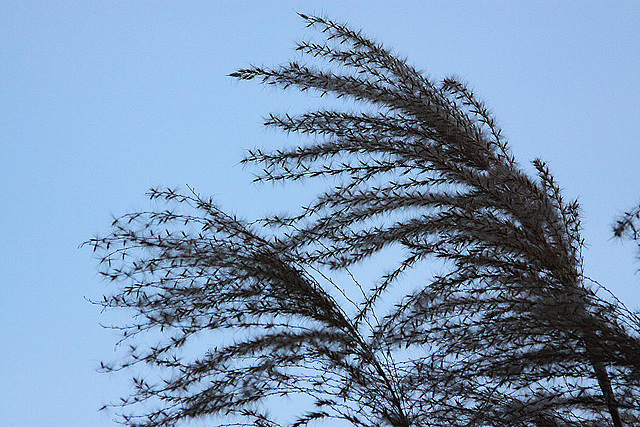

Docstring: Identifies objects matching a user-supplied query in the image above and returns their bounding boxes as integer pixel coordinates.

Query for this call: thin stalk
[591,359,623,427]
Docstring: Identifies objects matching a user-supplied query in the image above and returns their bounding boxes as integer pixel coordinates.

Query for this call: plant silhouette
[87,14,640,427]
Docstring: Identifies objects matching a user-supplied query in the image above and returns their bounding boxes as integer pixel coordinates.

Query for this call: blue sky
[1,2,639,426]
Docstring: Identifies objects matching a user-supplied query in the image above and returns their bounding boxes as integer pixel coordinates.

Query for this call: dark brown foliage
[87,14,640,427]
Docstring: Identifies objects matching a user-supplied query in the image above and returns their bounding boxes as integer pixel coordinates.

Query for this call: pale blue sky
[1,2,639,426]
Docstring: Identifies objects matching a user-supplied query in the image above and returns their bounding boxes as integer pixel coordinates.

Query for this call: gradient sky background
[1,2,640,426]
